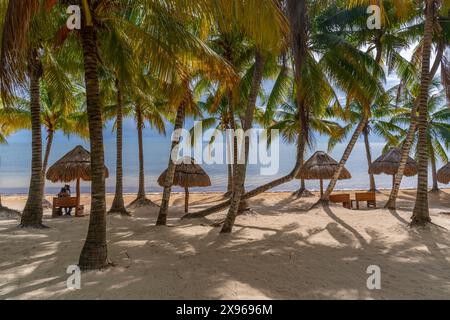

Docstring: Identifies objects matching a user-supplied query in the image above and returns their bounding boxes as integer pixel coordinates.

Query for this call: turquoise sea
[0,117,445,196]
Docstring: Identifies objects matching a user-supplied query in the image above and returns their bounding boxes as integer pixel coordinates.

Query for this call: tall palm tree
[411,0,437,226]
[386,0,448,209]
[75,1,110,269]
[73,0,239,267]
[13,81,87,207]
[0,1,46,228]
[127,85,167,209]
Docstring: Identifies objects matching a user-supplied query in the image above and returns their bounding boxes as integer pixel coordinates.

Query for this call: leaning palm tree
[329,89,406,192]
[265,87,348,197]
[154,0,285,226]
[392,80,450,193]
[183,1,388,220]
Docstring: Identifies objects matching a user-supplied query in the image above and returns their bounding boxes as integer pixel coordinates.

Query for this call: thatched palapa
[437,163,450,184]
[296,151,351,195]
[46,146,109,215]
[158,157,211,189]
[46,145,109,183]
[369,148,417,177]
[158,157,211,213]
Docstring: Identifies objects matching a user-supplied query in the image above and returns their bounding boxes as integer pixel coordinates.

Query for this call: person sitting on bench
[58,185,72,216]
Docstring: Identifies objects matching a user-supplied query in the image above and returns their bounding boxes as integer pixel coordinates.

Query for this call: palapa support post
[76,178,82,217]
[320,179,324,196]
[185,187,189,214]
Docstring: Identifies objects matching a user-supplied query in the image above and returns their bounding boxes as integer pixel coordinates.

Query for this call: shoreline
[2,187,449,197]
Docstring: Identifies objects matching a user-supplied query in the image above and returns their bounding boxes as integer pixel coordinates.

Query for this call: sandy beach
[0,190,449,300]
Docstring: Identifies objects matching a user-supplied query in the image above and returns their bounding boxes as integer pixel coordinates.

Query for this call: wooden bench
[329,194,351,209]
[354,192,376,210]
[52,197,84,218]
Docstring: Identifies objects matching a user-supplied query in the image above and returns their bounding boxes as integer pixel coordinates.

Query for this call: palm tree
[221,49,267,233]
[329,90,405,192]
[13,81,87,206]
[391,80,450,193]
[155,0,285,226]
[127,85,167,209]
[184,1,387,219]
[0,1,46,228]
[74,0,238,267]
[189,96,239,197]
[74,2,110,269]
[264,76,348,196]
[410,0,437,226]
[386,0,448,209]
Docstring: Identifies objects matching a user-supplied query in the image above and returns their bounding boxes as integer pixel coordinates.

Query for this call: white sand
[0,190,449,300]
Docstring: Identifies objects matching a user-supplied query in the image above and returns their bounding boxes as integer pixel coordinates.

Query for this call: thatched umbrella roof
[158,157,211,188]
[369,148,417,177]
[46,145,109,183]
[437,163,450,184]
[296,151,352,180]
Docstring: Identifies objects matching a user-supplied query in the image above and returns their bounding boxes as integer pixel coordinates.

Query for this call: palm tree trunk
[21,49,44,228]
[78,25,109,270]
[293,145,312,197]
[137,107,146,199]
[385,110,418,209]
[430,152,439,192]
[321,116,368,202]
[431,155,439,192]
[41,129,54,207]
[225,107,234,198]
[226,162,233,197]
[76,178,81,214]
[221,50,266,234]
[411,0,435,226]
[386,34,443,209]
[42,130,54,182]
[128,106,158,209]
[109,79,129,216]
[363,125,376,191]
[156,103,185,226]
